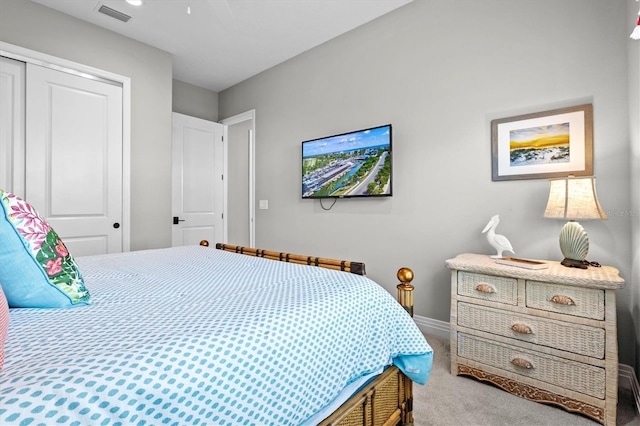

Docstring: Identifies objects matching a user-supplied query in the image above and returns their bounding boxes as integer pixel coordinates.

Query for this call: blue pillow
[0,189,90,308]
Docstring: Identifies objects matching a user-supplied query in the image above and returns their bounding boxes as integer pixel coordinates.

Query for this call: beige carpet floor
[413,334,639,426]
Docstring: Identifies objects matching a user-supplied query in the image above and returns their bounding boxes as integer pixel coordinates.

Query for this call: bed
[0,239,432,426]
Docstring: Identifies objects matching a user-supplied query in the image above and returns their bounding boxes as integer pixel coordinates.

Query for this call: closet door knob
[113,223,120,229]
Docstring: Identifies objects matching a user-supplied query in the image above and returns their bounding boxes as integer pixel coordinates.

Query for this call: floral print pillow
[0,189,90,308]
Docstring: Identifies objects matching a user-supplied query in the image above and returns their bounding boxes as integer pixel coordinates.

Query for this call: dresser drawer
[526,281,605,320]
[457,302,605,358]
[458,271,517,305]
[457,333,605,399]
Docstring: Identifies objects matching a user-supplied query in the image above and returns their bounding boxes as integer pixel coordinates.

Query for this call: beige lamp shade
[544,176,607,220]
[543,176,606,268]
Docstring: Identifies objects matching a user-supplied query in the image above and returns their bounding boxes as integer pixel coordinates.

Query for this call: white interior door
[0,56,25,197]
[25,63,123,256]
[172,113,224,247]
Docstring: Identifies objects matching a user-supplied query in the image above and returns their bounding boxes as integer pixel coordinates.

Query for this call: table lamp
[543,176,607,268]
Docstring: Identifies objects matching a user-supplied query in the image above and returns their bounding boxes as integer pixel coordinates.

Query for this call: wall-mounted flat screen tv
[302,124,392,199]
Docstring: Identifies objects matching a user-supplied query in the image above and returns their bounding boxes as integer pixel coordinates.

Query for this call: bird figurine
[481,214,515,258]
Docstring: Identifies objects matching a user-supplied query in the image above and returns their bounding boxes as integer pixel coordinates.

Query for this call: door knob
[173,217,186,225]
[113,223,120,229]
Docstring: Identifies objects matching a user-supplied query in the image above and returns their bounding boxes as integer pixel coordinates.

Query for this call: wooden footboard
[213,242,366,275]
[204,242,416,426]
[318,364,409,426]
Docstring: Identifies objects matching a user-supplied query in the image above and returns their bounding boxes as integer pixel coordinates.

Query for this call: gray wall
[173,79,219,122]
[0,0,173,251]
[220,0,637,369]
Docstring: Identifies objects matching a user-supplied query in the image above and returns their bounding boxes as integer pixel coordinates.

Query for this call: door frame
[220,109,256,248]
[0,41,132,252]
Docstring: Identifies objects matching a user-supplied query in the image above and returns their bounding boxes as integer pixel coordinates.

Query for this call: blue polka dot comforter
[1,246,433,425]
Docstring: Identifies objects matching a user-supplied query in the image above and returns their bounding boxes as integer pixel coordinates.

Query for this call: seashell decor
[559,221,589,261]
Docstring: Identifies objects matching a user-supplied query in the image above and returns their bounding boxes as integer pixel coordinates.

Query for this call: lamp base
[558,221,589,264]
[560,258,589,269]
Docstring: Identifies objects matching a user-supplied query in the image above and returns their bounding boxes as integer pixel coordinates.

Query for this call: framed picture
[491,103,593,181]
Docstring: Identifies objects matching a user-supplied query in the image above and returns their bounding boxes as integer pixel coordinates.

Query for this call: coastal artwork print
[491,104,593,181]
[509,122,570,167]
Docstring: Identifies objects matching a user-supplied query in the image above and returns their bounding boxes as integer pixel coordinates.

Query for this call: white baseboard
[414,313,640,415]
[413,314,449,340]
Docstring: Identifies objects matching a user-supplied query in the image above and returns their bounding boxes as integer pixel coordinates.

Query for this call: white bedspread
[0,246,432,425]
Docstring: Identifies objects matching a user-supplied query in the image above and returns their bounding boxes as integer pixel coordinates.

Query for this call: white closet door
[26,63,123,256]
[0,56,26,197]
[171,113,224,247]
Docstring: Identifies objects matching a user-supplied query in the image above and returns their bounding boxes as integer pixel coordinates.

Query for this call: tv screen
[302,124,392,199]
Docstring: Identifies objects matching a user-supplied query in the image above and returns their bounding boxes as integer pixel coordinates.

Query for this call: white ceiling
[31,0,412,92]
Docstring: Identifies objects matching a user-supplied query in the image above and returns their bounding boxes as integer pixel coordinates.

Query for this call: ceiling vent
[98,5,131,23]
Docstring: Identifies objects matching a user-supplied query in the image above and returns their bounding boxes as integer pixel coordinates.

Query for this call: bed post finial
[397,267,414,317]
[200,240,209,247]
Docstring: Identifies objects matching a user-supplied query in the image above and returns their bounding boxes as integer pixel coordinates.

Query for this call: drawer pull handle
[511,323,533,334]
[550,295,575,306]
[475,283,496,294]
[511,357,533,369]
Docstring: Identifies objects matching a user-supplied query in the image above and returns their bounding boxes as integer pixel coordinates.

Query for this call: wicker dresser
[446,253,625,425]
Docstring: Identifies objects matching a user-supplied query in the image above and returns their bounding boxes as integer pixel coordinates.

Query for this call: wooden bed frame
[208,242,417,426]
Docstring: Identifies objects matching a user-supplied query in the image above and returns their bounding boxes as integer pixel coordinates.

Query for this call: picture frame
[491,103,593,181]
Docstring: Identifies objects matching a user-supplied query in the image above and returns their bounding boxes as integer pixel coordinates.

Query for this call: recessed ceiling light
[125,0,143,6]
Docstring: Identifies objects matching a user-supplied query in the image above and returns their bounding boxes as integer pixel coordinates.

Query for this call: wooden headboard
[204,241,366,276]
